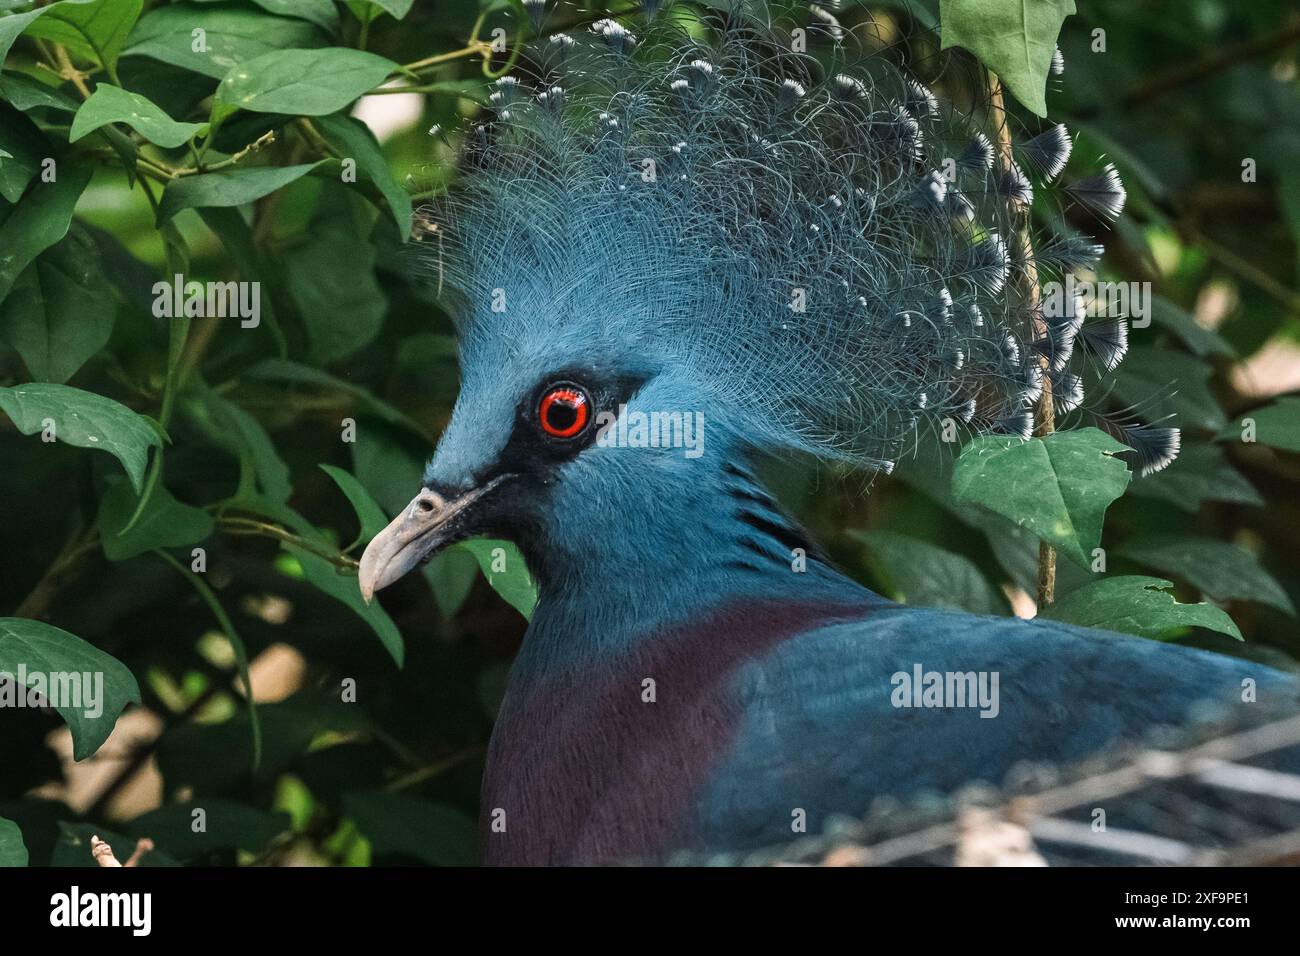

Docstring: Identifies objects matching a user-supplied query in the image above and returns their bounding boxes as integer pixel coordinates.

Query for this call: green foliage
[71,83,207,147]
[851,529,1008,615]
[0,382,162,491]
[1044,576,1243,641]
[951,428,1131,568]
[0,0,1296,868]
[940,0,1076,116]
[0,618,141,759]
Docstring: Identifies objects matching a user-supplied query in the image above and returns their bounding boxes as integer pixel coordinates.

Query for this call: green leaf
[1217,396,1300,452]
[245,359,429,438]
[284,544,405,666]
[157,161,329,224]
[193,0,340,33]
[0,618,142,760]
[184,384,293,507]
[343,791,477,866]
[24,0,142,72]
[0,229,116,384]
[0,104,47,203]
[0,382,162,492]
[70,83,207,148]
[850,529,1008,615]
[97,478,213,561]
[0,73,80,113]
[1044,575,1243,642]
[284,205,386,363]
[939,0,1076,117]
[0,4,56,65]
[123,3,329,79]
[425,547,479,620]
[320,463,389,542]
[1149,295,1235,359]
[0,163,93,303]
[348,0,416,21]
[1127,442,1262,512]
[1118,535,1295,616]
[457,538,537,620]
[314,113,411,237]
[214,47,396,119]
[0,817,27,867]
[951,428,1132,568]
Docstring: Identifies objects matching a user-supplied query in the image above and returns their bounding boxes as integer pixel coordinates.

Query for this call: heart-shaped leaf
[940,0,1076,117]
[952,427,1132,568]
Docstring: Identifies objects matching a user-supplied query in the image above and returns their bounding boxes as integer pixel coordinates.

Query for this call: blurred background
[0,0,1297,865]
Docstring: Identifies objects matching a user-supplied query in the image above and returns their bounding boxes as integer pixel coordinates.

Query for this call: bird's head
[359,16,1157,604]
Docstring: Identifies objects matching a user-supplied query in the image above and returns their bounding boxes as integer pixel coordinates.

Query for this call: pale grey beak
[358,487,453,604]
[358,479,508,603]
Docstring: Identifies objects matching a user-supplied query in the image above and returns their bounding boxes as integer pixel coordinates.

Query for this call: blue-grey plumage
[355,4,1298,865]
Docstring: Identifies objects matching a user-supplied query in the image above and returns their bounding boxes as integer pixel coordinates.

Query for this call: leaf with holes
[1118,535,1295,617]
[1044,575,1242,641]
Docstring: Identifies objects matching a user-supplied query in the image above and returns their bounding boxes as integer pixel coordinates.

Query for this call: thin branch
[13,530,99,620]
[1124,18,1300,108]
[173,129,277,178]
[988,73,1056,607]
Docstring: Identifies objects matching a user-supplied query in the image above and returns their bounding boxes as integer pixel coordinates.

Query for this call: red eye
[538,385,590,439]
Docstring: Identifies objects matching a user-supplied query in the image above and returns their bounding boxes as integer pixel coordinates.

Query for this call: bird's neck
[514,456,881,677]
